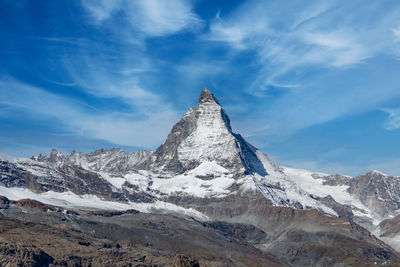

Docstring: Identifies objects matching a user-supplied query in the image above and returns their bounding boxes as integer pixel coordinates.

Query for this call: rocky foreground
[1,193,399,266]
[0,197,282,266]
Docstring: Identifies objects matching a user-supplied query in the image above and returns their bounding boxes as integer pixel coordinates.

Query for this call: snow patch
[187,161,228,176]
[151,173,235,198]
[0,186,208,221]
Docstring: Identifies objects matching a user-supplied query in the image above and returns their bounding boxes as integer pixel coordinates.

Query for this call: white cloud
[290,1,331,30]
[81,0,122,22]
[203,0,400,138]
[81,0,202,37]
[207,0,400,88]
[206,2,270,50]
[382,108,400,130]
[131,0,202,36]
[0,77,179,148]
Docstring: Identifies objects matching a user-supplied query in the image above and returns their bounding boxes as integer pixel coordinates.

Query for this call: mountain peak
[138,88,271,176]
[199,88,220,105]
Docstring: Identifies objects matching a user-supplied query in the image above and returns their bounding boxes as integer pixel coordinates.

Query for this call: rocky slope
[0,197,283,266]
[1,88,400,265]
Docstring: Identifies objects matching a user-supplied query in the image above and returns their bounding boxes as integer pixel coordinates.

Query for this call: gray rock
[0,195,10,209]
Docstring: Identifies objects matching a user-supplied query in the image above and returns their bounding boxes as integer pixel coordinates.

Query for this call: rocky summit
[139,88,268,176]
[1,89,400,266]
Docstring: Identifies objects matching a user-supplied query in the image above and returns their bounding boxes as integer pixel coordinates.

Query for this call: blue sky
[1,0,400,176]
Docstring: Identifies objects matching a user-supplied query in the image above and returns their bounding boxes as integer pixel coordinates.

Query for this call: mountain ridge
[1,88,400,265]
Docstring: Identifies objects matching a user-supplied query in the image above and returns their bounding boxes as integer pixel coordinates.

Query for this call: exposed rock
[165,191,400,265]
[0,160,43,192]
[202,221,269,244]
[379,214,400,237]
[33,148,153,174]
[0,210,284,266]
[319,195,354,221]
[139,88,270,176]
[348,170,400,217]
[312,173,352,186]
[14,198,58,211]
[0,195,10,209]
[172,254,200,267]
[0,242,54,267]
[87,209,139,217]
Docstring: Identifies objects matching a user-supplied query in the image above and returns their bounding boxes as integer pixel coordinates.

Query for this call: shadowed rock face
[139,88,267,176]
[319,195,354,221]
[0,242,54,267]
[376,214,400,251]
[379,215,400,237]
[33,148,152,174]
[348,171,400,217]
[0,160,127,201]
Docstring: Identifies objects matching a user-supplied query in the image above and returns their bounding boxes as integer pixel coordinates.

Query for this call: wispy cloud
[204,0,400,136]
[280,157,400,177]
[207,0,400,90]
[0,77,179,148]
[382,108,400,130]
[81,0,203,37]
[81,0,122,22]
[278,147,400,176]
[206,6,270,50]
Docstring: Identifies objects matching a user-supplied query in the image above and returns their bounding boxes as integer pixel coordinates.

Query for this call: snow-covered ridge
[281,166,381,224]
[32,148,153,173]
[1,88,400,230]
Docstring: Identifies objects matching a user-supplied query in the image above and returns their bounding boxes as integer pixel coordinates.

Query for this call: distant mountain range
[1,88,400,266]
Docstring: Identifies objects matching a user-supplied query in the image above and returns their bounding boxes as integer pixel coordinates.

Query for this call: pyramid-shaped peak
[199,88,220,105]
[138,88,271,176]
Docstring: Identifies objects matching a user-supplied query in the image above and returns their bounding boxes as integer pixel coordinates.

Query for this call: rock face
[0,195,10,209]
[348,171,400,217]
[33,148,152,174]
[0,242,54,267]
[375,214,400,251]
[171,255,200,267]
[0,158,127,201]
[140,88,269,176]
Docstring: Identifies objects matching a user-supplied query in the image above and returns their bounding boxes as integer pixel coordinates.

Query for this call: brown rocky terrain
[0,196,283,266]
[165,191,400,266]
[1,193,399,266]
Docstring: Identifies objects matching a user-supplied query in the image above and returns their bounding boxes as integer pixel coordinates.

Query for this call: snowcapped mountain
[32,148,152,174]
[139,88,271,176]
[0,88,336,216]
[1,89,400,262]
